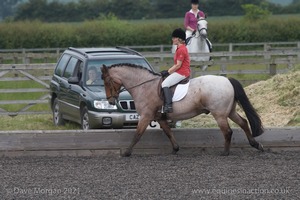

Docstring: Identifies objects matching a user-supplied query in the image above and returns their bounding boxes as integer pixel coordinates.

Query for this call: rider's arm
[168,60,182,74]
[184,12,195,32]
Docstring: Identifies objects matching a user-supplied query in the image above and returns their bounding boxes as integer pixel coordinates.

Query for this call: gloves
[160,70,170,77]
[192,30,196,35]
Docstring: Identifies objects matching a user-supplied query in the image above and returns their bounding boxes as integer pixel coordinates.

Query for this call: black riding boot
[162,87,173,113]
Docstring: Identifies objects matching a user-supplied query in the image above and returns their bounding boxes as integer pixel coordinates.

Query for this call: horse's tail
[228,77,264,137]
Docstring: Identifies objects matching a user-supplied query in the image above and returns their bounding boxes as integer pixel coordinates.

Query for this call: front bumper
[88,110,139,129]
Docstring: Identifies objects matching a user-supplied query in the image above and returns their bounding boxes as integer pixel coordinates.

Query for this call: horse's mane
[110,63,161,76]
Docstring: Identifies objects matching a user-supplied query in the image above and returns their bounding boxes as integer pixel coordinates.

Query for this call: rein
[103,70,161,99]
[118,77,160,94]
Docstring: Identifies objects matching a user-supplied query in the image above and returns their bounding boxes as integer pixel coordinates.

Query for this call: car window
[85,65,103,86]
[63,57,79,79]
[55,54,71,77]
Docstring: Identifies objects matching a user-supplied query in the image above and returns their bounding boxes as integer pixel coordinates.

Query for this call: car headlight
[94,100,117,110]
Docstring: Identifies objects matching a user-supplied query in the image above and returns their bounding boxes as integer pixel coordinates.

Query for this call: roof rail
[116,46,142,56]
[68,47,88,58]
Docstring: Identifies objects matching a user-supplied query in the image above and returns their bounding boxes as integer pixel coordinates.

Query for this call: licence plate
[125,113,140,121]
[125,114,160,129]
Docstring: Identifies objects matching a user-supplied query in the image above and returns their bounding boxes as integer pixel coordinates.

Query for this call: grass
[0,114,80,131]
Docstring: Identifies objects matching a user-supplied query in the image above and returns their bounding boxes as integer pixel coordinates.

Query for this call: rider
[184,0,206,36]
[160,28,191,113]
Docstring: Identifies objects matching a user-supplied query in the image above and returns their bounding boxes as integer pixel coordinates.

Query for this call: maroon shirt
[184,10,205,30]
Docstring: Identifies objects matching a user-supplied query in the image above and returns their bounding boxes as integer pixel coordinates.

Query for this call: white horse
[173,18,212,71]
[187,18,211,71]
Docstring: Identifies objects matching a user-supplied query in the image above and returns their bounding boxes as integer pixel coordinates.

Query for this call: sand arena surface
[0,149,299,199]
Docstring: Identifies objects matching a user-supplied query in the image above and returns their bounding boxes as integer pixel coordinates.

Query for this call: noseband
[197,19,207,36]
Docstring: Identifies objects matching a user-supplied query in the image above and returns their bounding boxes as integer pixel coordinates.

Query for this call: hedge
[0,17,299,49]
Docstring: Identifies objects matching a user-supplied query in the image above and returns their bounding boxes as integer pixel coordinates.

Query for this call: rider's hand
[160,70,170,77]
[192,30,196,35]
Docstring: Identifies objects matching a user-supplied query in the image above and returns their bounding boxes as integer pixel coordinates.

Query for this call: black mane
[109,63,161,76]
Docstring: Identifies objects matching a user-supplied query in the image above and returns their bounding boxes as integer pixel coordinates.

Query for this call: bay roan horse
[101,64,264,157]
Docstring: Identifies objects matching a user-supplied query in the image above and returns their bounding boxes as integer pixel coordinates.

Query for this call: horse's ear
[101,64,107,73]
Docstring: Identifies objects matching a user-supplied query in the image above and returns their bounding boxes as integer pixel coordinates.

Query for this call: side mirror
[68,76,79,84]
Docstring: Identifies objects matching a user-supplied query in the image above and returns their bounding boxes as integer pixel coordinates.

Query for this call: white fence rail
[0,42,299,116]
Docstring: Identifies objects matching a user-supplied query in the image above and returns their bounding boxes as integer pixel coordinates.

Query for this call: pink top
[184,9,205,30]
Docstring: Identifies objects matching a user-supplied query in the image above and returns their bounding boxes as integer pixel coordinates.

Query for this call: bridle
[102,72,122,101]
[102,71,160,101]
[197,18,207,38]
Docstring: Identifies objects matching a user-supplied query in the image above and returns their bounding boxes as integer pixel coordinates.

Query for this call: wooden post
[269,63,277,75]
[229,43,233,60]
[264,43,271,71]
[160,45,163,61]
[220,57,227,76]
[297,42,300,60]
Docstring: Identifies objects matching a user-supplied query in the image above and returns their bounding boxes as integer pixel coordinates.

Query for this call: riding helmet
[172,28,186,41]
[191,0,199,4]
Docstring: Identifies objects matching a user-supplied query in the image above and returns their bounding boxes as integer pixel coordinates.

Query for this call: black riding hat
[191,0,199,4]
[171,28,186,41]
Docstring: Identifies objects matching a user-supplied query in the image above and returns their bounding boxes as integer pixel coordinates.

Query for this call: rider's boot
[162,87,173,113]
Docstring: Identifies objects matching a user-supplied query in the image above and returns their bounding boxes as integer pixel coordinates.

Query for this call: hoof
[121,150,132,157]
[258,143,264,152]
[172,145,180,155]
[172,148,179,155]
[220,151,230,156]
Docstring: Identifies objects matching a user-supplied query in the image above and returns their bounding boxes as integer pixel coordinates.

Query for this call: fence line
[0,42,299,116]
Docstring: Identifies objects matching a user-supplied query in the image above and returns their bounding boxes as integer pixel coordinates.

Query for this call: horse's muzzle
[107,97,116,105]
[200,30,207,38]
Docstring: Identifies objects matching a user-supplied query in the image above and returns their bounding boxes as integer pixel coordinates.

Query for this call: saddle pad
[172,81,190,102]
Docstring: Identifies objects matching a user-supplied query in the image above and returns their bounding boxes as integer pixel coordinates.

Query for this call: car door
[60,57,83,121]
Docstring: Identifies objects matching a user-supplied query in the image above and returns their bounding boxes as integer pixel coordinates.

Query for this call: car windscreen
[84,58,152,86]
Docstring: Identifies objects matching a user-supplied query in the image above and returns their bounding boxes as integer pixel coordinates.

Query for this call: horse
[186,18,212,71]
[101,63,264,157]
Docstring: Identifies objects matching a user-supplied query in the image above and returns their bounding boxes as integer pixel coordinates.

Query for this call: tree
[0,0,21,20]
[242,4,271,21]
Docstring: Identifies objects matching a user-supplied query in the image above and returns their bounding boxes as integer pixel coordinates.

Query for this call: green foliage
[1,16,300,48]
[2,0,300,22]
[242,4,271,21]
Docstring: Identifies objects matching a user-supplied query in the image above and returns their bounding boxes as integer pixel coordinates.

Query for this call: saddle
[160,76,190,102]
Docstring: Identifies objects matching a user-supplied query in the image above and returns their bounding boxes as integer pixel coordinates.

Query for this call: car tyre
[81,106,90,130]
[52,98,65,126]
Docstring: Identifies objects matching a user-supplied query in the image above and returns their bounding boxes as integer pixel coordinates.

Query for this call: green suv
[50,47,155,129]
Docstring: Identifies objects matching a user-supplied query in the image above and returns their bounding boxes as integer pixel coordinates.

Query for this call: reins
[118,77,161,94]
[103,70,161,98]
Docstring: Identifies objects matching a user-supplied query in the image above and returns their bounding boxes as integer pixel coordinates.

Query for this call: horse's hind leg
[229,109,264,152]
[158,119,179,154]
[213,115,233,156]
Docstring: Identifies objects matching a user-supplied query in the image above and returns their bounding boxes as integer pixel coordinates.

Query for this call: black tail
[228,78,264,137]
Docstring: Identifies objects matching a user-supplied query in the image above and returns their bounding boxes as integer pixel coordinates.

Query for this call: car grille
[119,100,136,111]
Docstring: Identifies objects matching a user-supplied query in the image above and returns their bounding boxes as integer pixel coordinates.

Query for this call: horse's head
[197,18,208,39]
[101,65,122,105]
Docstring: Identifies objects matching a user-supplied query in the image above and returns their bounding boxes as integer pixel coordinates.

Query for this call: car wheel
[81,106,90,130]
[52,98,64,126]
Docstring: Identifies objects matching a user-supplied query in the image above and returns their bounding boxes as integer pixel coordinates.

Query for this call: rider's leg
[161,72,186,113]
[162,87,173,113]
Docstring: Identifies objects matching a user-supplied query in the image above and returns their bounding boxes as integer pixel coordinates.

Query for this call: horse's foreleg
[229,110,264,152]
[158,120,179,154]
[122,118,149,157]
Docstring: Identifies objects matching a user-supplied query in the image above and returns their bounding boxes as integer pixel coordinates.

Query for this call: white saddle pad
[172,81,190,102]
